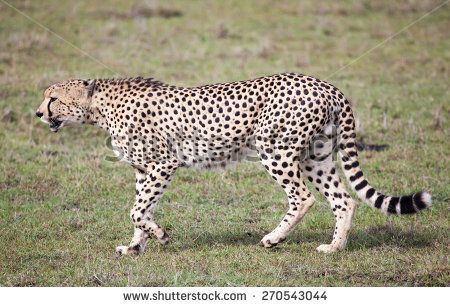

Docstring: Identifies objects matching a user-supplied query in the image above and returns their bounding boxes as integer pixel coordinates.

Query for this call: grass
[0,0,449,286]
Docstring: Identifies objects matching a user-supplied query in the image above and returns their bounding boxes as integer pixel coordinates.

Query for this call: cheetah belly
[173,135,257,169]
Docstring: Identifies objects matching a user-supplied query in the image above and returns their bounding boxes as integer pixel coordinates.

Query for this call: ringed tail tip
[420,191,432,208]
[395,191,432,215]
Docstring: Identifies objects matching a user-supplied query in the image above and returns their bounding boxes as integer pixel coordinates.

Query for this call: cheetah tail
[336,106,432,215]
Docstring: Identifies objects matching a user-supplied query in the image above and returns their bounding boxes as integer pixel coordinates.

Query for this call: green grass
[0,0,449,286]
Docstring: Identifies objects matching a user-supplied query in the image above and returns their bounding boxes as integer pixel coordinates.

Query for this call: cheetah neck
[86,90,113,132]
[85,77,166,134]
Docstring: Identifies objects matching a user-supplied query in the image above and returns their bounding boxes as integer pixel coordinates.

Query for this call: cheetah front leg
[116,165,177,256]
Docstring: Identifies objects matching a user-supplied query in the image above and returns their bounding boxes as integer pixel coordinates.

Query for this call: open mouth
[49,119,63,132]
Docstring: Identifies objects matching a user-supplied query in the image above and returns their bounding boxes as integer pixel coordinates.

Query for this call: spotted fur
[36,73,432,254]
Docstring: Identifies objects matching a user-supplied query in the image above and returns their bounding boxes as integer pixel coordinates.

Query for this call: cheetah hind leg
[301,142,357,253]
[257,149,315,248]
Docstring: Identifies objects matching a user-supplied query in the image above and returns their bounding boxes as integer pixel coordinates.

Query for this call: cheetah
[36,73,431,255]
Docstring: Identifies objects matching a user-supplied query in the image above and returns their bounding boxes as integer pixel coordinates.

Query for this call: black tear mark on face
[47,97,57,117]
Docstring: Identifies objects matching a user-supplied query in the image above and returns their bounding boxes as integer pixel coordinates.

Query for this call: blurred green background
[0,0,449,286]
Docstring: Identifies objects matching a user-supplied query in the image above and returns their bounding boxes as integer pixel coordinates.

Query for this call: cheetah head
[36,79,96,132]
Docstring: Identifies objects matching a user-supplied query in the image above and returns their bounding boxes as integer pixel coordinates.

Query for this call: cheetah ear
[85,79,96,98]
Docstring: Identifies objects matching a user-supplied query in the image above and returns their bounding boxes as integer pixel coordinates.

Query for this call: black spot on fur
[400,195,416,214]
[366,188,375,199]
[350,171,363,182]
[354,179,367,191]
[387,197,399,214]
[374,195,384,209]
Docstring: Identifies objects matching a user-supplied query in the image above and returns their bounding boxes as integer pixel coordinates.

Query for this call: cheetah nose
[35,111,43,118]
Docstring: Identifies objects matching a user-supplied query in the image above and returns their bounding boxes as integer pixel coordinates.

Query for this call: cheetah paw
[316,244,339,253]
[116,246,130,256]
[115,245,142,256]
[260,233,285,248]
[157,232,170,246]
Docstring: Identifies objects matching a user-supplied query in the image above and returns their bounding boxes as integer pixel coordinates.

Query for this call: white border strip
[0,287,447,307]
